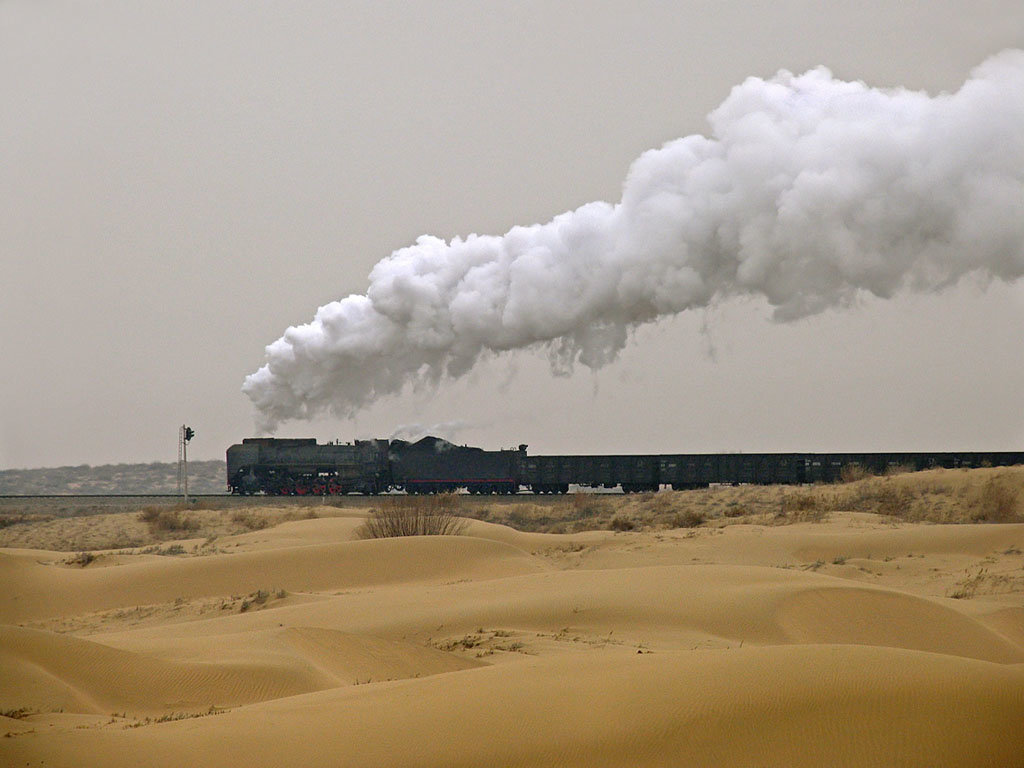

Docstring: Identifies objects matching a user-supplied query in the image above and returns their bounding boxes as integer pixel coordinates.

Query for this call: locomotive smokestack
[244,50,1024,431]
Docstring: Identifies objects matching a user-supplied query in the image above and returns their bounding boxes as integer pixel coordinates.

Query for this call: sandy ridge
[5,645,1023,768]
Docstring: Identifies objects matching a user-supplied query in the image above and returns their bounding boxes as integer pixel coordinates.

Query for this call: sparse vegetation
[240,589,269,612]
[236,588,287,613]
[836,468,1023,524]
[433,628,529,657]
[452,467,1022,533]
[138,506,200,533]
[667,510,706,528]
[884,463,915,477]
[609,516,635,532]
[231,510,270,530]
[972,477,1021,523]
[357,494,468,539]
[0,500,329,552]
[776,492,829,523]
[1,708,35,720]
[65,551,96,567]
[839,463,871,483]
[723,503,749,518]
[0,513,48,530]
[124,706,225,729]
[948,568,987,599]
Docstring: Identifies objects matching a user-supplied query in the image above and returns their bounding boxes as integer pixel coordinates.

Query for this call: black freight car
[520,454,660,493]
[389,436,525,495]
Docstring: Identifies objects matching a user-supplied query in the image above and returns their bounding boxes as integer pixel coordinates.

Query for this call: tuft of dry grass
[357,494,468,539]
[0,513,51,530]
[138,506,199,532]
[230,510,270,530]
[567,493,612,518]
[846,484,914,518]
[971,477,1021,523]
[774,491,830,524]
[64,551,96,567]
[839,463,871,483]
[667,510,706,528]
[1,707,36,720]
[883,463,915,477]
[609,516,635,532]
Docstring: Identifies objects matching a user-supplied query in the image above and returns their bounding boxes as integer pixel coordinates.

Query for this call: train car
[226,437,390,495]
[657,453,804,488]
[520,454,660,493]
[388,436,525,494]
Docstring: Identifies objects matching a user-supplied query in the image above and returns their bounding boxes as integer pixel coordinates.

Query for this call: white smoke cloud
[245,51,1024,431]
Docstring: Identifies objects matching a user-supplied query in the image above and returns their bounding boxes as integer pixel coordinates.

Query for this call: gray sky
[2,0,1022,469]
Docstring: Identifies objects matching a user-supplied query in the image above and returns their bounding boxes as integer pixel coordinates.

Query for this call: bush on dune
[971,476,1022,523]
[138,506,199,532]
[357,494,468,539]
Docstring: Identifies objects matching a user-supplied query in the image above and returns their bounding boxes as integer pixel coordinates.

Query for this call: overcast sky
[2,0,1022,469]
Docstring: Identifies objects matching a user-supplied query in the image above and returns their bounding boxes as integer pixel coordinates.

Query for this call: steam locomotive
[225,437,1023,495]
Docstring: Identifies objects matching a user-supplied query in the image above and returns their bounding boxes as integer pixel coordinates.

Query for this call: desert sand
[2,478,1023,767]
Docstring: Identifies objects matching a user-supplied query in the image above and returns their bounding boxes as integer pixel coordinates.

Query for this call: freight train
[226,437,1024,495]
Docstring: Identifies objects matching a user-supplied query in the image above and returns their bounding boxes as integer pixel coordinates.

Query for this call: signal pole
[179,425,195,503]
[177,427,184,496]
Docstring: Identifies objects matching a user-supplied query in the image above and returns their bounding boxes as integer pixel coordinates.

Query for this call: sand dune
[0,533,541,625]
[87,563,1021,666]
[5,646,1023,767]
[0,624,479,717]
[2,503,1022,766]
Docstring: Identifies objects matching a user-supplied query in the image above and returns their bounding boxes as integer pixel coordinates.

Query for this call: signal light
[184,426,195,442]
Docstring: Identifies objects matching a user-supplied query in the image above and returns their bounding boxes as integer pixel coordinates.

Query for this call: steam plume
[390,421,473,442]
[245,51,1024,430]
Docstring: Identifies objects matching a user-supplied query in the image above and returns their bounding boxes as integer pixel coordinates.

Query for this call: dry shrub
[1,708,34,720]
[781,492,820,513]
[0,514,47,530]
[138,506,199,532]
[231,510,270,530]
[847,483,915,518]
[971,477,1022,523]
[240,589,269,612]
[839,463,871,483]
[639,491,675,515]
[567,493,610,518]
[65,551,96,567]
[505,504,567,531]
[776,491,828,523]
[357,494,468,539]
[609,515,635,532]
[723,503,749,518]
[884,463,915,477]
[667,510,706,528]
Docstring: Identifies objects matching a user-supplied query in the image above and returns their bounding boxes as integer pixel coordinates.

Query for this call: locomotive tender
[226,437,1023,495]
